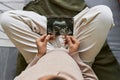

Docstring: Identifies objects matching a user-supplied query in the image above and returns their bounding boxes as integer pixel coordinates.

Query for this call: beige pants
[0,5,114,65]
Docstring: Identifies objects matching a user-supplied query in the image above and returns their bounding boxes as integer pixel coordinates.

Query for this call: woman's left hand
[65,36,80,55]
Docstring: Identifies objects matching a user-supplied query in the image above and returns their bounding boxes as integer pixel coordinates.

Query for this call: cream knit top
[14,48,98,80]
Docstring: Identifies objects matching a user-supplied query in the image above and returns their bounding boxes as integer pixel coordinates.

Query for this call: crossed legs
[0,5,114,65]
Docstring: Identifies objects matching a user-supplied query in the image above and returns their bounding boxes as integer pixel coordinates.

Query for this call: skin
[36,34,51,57]
[36,34,80,80]
[36,34,80,57]
[39,75,66,80]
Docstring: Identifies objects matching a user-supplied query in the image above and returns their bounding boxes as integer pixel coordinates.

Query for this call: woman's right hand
[36,34,51,57]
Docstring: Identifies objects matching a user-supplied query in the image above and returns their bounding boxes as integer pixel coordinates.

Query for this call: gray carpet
[0,47,18,80]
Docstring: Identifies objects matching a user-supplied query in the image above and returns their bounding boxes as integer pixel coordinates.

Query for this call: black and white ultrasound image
[47,17,73,35]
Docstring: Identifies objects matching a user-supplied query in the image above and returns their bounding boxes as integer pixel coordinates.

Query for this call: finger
[36,34,47,42]
[64,35,68,45]
[49,35,55,40]
[36,34,47,45]
[40,34,47,41]
[71,36,79,43]
[36,38,40,47]
[64,39,68,45]
[44,35,51,43]
[66,36,72,45]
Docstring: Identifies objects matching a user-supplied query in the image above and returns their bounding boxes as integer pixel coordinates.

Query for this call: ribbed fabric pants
[0,5,114,65]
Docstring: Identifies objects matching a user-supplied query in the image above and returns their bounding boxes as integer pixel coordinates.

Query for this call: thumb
[66,36,72,45]
[44,35,51,43]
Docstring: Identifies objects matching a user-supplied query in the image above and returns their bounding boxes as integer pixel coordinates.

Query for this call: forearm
[26,54,42,69]
[71,54,98,80]
[78,61,98,80]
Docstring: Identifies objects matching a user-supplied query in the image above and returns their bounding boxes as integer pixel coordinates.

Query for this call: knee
[93,5,113,17]
[0,11,16,29]
[92,5,114,28]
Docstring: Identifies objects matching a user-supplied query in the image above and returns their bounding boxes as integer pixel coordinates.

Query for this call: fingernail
[67,36,69,38]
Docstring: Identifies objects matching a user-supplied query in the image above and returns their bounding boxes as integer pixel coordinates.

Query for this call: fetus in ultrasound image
[47,17,73,35]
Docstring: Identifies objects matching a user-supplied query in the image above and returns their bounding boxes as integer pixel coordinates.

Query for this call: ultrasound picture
[47,17,73,35]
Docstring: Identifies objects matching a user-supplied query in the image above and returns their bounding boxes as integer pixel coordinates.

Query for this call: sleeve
[26,54,41,69]
[71,53,98,80]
